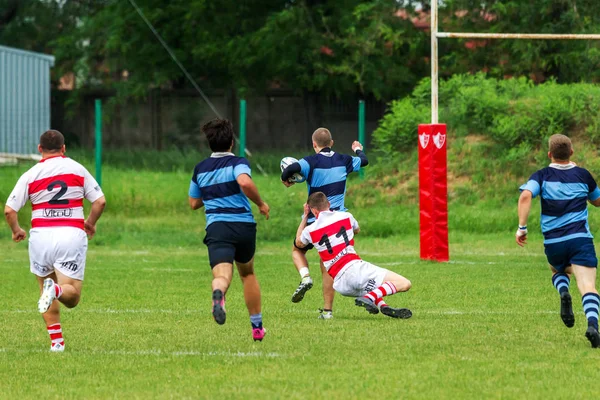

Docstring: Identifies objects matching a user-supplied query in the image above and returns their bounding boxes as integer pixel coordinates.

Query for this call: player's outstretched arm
[84,196,106,239]
[516,190,532,247]
[237,174,270,220]
[294,204,310,249]
[352,141,369,167]
[3,206,26,242]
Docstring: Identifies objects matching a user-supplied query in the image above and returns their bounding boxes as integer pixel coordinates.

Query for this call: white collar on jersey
[319,148,335,157]
[549,162,576,170]
[211,152,235,158]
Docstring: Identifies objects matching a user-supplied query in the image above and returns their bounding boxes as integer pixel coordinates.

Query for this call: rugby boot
[38,278,56,314]
[560,292,575,328]
[212,289,226,325]
[252,328,266,342]
[50,343,65,352]
[291,276,313,303]
[355,296,379,314]
[318,308,333,320]
[585,326,600,348]
[380,305,413,319]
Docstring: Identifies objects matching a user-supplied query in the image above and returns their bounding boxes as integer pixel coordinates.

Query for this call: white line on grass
[142,268,195,272]
[0,348,281,357]
[1,308,579,316]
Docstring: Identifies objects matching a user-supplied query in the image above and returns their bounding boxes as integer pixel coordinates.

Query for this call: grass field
[1,153,600,399]
[1,234,600,399]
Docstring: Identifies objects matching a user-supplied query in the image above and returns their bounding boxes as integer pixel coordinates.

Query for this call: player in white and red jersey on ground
[294,192,412,318]
[3,130,106,352]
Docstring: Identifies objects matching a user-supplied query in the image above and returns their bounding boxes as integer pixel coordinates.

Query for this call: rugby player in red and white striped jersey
[3,130,106,352]
[294,192,413,318]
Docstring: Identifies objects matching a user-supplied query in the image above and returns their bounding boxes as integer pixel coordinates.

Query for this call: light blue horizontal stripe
[352,156,361,172]
[196,166,234,187]
[585,311,599,320]
[590,187,600,201]
[542,181,589,200]
[520,180,540,197]
[189,181,202,198]
[207,213,255,226]
[541,210,588,232]
[584,296,600,306]
[204,193,251,211]
[233,164,251,178]
[556,282,569,291]
[544,232,593,244]
[310,166,347,188]
[328,193,346,210]
[298,159,310,179]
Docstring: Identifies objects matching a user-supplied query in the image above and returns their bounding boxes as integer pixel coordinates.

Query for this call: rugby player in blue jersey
[189,119,270,341]
[281,127,368,319]
[517,134,600,348]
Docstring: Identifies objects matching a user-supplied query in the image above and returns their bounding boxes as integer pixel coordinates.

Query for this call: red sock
[375,298,388,309]
[54,284,63,299]
[47,323,64,348]
[364,282,398,302]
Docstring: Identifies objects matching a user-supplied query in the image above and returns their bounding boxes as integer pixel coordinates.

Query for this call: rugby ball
[280,156,306,183]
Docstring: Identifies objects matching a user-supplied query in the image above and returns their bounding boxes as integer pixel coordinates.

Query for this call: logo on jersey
[43,209,73,218]
[433,132,446,149]
[419,133,430,149]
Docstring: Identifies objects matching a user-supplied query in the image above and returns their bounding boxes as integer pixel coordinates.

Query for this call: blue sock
[552,273,570,295]
[250,313,262,329]
[582,293,600,330]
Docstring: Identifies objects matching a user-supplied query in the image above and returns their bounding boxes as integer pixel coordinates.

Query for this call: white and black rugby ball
[280,156,306,183]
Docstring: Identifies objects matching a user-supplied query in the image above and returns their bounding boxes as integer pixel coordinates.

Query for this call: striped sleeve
[298,158,311,178]
[233,159,252,178]
[519,171,541,198]
[586,170,600,201]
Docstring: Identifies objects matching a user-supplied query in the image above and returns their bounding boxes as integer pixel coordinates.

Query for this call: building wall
[0,45,55,154]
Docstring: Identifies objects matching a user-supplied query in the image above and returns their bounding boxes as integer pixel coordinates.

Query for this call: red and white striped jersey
[300,210,361,278]
[5,156,104,230]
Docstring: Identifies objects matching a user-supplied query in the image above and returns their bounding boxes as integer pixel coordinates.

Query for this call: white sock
[299,267,310,279]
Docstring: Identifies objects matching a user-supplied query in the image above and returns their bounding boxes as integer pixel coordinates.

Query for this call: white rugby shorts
[28,227,88,281]
[332,260,389,297]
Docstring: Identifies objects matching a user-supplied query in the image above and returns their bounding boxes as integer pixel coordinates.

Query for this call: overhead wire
[127,0,267,175]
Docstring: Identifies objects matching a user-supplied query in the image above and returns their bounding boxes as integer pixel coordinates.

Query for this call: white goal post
[430,1,600,124]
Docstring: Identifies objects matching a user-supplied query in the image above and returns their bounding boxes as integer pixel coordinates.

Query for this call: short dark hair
[40,130,65,152]
[307,192,329,211]
[548,134,572,161]
[202,119,235,152]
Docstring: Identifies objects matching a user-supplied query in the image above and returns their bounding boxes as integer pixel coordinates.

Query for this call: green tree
[440,0,600,82]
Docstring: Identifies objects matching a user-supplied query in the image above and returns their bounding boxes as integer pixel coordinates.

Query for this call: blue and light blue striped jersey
[520,164,600,244]
[298,148,362,222]
[189,152,255,227]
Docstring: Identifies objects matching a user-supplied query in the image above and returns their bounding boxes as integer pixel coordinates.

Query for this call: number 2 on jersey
[47,181,69,205]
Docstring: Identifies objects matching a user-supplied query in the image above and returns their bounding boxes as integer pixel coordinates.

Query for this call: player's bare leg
[236,258,265,341]
[36,273,64,352]
[355,270,412,319]
[572,264,600,348]
[550,265,575,328]
[211,262,233,325]
[319,261,334,319]
[291,245,313,303]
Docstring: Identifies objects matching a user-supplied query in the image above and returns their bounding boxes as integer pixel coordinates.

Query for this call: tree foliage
[0,0,599,101]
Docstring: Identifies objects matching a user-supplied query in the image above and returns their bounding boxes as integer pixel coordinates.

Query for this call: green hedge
[373,74,600,157]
